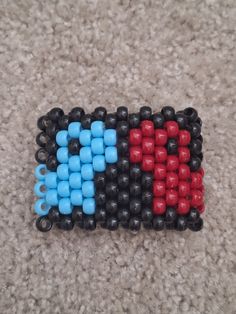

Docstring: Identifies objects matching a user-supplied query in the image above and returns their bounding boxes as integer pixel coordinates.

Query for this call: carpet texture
[0,0,236,313]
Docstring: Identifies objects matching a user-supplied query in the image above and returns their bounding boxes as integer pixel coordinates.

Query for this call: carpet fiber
[0,0,236,313]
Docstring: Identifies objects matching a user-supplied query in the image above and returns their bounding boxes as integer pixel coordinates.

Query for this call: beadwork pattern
[34,106,205,232]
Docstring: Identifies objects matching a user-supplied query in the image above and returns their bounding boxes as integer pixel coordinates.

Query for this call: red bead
[154,164,166,180]
[191,190,203,207]
[179,164,191,180]
[165,121,179,138]
[166,172,179,188]
[129,129,142,146]
[177,198,190,215]
[166,189,178,206]
[178,147,190,163]
[154,147,167,163]
[155,129,168,146]
[190,173,203,189]
[153,198,166,215]
[198,167,205,177]
[130,146,142,163]
[141,155,155,171]
[141,120,154,137]
[142,137,155,154]
[153,181,166,197]
[166,155,179,171]
[178,130,191,146]
[198,204,205,214]
[178,181,190,197]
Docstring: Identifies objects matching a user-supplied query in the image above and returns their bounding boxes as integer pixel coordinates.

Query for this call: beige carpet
[0,0,236,313]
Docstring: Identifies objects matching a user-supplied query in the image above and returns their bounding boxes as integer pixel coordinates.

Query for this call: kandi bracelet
[34,106,205,232]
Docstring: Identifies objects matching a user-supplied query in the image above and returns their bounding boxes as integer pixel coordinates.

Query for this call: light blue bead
[83,198,95,215]
[93,155,106,172]
[57,181,70,197]
[71,190,83,206]
[45,172,58,188]
[91,138,105,155]
[69,156,81,172]
[81,164,94,180]
[35,199,50,216]
[79,130,92,146]
[46,189,58,206]
[56,130,69,147]
[82,181,95,198]
[57,164,69,180]
[34,181,46,197]
[80,147,92,163]
[105,146,118,163]
[34,164,47,180]
[59,198,72,215]
[68,122,81,139]
[57,147,69,164]
[104,129,117,146]
[69,173,82,189]
[91,121,104,138]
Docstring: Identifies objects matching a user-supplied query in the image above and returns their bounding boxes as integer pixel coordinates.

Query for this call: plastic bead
[56,130,69,147]
[84,216,96,230]
[178,164,191,180]
[91,138,105,155]
[83,198,95,215]
[36,216,52,232]
[129,217,141,231]
[117,138,129,156]
[183,107,198,122]
[188,218,203,232]
[105,113,117,129]
[129,198,141,214]
[118,191,129,205]
[91,121,104,138]
[190,123,201,138]
[93,106,107,121]
[130,164,142,180]
[130,146,142,163]
[72,206,83,222]
[36,132,50,148]
[56,215,74,230]
[94,173,106,189]
[69,107,85,122]
[129,129,142,146]
[58,115,70,130]
[153,216,165,231]
[141,120,154,137]
[189,139,202,155]
[45,172,58,188]
[166,189,178,206]
[81,164,94,180]
[142,138,155,154]
[130,182,141,196]
[118,208,130,222]
[191,190,203,207]
[71,190,83,206]
[57,181,70,197]
[106,200,118,214]
[189,156,201,172]
[154,164,166,180]
[141,208,153,222]
[178,181,190,197]
[37,115,51,131]
[177,198,190,215]
[46,155,58,171]
[178,147,190,163]
[80,147,92,164]
[68,122,81,139]
[35,148,49,164]
[82,181,95,198]
[153,198,166,215]
[56,146,68,163]
[153,181,166,197]
[59,198,72,214]
[117,121,129,137]
[69,156,81,172]
[165,121,179,138]
[46,123,58,139]
[175,112,188,129]
[187,208,200,224]
[155,129,168,146]
[141,173,153,189]
[176,216,187,231]
[117,157,129,172]
[117,106,128,121]
[154,147,167,163]
[103,129,117,146]
[190,173,203,189]
[129,113,140,128]
[79,130,92,146]
[165,207,177,224]
[178,130,191,146]
[106,165,118,180]
[152,113,164,128]
[35,199,51,216]
[166,139,178,155]
[48,107,64,122]
[46,189,58,206]
[95,191,106,205]
[45,140,58,154]
[166,156,179,171]
[166,172,179,189]
[161,106,175,121]
[140,106,152,120]
[68,139,81,155]
[106,182,118,197]
[93,155,106,172]
[141,155,155,172]
[35,164,47,180]
[106,217,119,230]
[69,173,82,189]
[81,114,93,129]
[48,207,61,222]
[118,174,129,189]
[141,191,153,205]
[34,181,46,197]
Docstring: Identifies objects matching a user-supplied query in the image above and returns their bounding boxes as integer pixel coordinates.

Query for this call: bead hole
[40,168,46,175]
[40,217,50,229]
[41,202,47,211]
[40,185,46,193]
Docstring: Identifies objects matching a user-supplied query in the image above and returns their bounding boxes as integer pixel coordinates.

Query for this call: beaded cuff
[34,106,205,232]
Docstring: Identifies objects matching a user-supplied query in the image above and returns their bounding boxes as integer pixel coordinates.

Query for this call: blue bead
[79,130,92,146]
[83,198,95,215]
[82,181,95,198]
[105,146,118,163]
[69,156,81,172]
[57,164,69,180]
[56,130,69,147]
[34,164,47,180]
[57,181,70,197]
[45,172,58,188]
[34,181,46,197]
[35,199,50,216]
[91,121,104,138]
[91,138,105,155]
[57,147,69,164]
[81,164,94,180]
[69,173,82,189]
[93,155,106,172]
[104,129,117,146]
[80,147,92,163]
[68,122,81,138]
[59,198,72,215]
[71,190,83,206]
[46,189,58,206]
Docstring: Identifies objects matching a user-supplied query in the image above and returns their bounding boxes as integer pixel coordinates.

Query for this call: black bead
[188,217,203,232]
[130,164,142,181]
[189,139,202,155]
[165,207,177,224]
[72,206,83,222]
[105,165,118,180]
[117,157,129,173]
[93,106,107,121]
[46,123,59,139]
[116,106,128,121]
[48,207,60,223]
[106,182,118,198]
[45,140,58,155]
[69,107,85,122]
[129,198,141,214]
[176,216,187,231]
[58,115,70,130]
[117,208,130,222]
[94,173,106,189]
[37,115,51,131]
[117,173,129,189]
[36,216,52,232]
[95,207,106,222]
[141,173,153,190]
[130,182,141,196]
[190,123,201,139]
[106,200,118,214]
[141,191,153,205]
[189,156,201,172]
[161,106,175,121]
[196,117,202,126]
[198,152,204,161]
[141,208,153,222]
[152,112,165,128]
[129,113,140,128]
[105,113,117,128]
[35,148,49,164]
[36,132,50,148]
[48,107,64,122]
[117,138,129,156]
[175,112,188,129]
[84,216,96,230]
[166,138,178,155]
[117,191,129,205]
[183,107,198,123]
[81,114,93,129]
[117,121,129,137]
[153,216,165,230]
[140,106,152,120]
[106,217,119,230]
[129,217,141,231]
[95,191,106,205]
[187,208,200,224]
[68,139,81,155]
[56,215,74,231]
[197,135,203,143]
[46,155,58,171]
